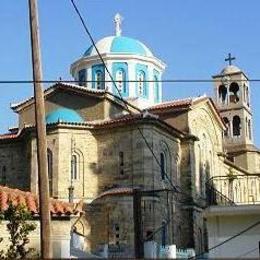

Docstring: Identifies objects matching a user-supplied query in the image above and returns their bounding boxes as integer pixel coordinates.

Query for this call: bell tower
[212,54,253,154]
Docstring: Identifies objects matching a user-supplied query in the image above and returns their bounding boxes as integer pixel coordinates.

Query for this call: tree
[0,202,37,259]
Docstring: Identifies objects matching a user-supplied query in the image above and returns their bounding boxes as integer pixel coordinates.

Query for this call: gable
[11,83,130,128]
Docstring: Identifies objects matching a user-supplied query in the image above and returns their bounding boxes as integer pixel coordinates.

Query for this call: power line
[189,220,260,259]
[69,0,179,194]
[1,79,260,84]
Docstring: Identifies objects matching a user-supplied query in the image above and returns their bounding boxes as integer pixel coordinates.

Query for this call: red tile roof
[0,131,20,140]
[148,97,193,111]
[0,186,82,216]
[94,187,134,201]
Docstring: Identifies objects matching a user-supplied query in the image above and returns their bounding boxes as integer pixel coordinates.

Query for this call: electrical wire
[69,0,179,194]
[1,79,260,84]
[189,220,260,259]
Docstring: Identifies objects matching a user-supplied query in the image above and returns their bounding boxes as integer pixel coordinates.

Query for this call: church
[0,14,259,257]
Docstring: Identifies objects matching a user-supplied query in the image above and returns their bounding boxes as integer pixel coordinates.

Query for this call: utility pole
[28,0,52,258]
[133,188,144,258]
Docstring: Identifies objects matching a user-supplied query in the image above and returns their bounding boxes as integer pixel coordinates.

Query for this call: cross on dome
[114,13,123,36]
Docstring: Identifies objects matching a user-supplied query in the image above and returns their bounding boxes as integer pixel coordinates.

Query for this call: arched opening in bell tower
[223,117,230,137]
[233,115,241,137]
[218,85,227,104]
[229,82,240,103]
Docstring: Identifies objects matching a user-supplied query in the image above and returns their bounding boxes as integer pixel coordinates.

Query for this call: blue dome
[83,36,153,57]
[46,108,84,124]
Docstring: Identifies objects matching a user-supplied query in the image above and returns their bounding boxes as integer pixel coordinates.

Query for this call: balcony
[206,174,260,206]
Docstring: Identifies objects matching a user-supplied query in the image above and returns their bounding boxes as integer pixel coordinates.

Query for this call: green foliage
[0,202,37,259]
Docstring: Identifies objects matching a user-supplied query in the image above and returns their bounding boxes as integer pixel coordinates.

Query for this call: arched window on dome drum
[78,69,86,86]
[229,82,240,103]
[154,75,160,103]
[137,70,146,96]
[95,70,104,90]
[218,85,227,104]
[116,69,126,94]
[47,149,53,197]
[233,115,241,136]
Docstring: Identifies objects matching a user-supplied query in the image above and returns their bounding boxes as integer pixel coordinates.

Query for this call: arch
[115,68,126,94]
[223,117,230,137]
[218,85,227,104]
[137,70,146,96]
[154,75,160,103]
[71,149,84,181]
[198,228,203,253]
[78,69,86,86]
[47,149,53,196]
[161,220,167,248]
[95,70,104,89]
[248,119,252,140]
[159,142,171,181]
[246,86,250,106]
[229,82,240,103]
[233,115,241,136]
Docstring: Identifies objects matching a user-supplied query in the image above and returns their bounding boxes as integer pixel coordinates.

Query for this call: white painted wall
[207,213,260,258]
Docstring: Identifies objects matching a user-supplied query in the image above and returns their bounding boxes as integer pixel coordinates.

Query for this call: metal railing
[206,174,260,206]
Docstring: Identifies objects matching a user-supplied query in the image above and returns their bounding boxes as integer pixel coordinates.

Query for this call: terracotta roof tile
[0,186,82,216]
[0,131,20,140]
[147,97,193,111]
[94,187,134,201]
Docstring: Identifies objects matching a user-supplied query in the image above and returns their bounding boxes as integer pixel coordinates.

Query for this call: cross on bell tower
[225,53,236,66]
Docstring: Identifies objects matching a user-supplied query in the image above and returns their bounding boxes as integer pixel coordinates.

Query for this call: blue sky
[0,0,260,147]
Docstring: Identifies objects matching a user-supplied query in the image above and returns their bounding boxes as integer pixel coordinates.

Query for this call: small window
[71,154,78,180]
[160,152,166,180]
[78,69,86,86]
[233,115,241,136]
[248,119,252,140]
[119,151,124,166]
[223,117,230,137]
[154,75,160,103]
[137,71,145,96]
[116,69,126,93]
[161,221,167,248]
[47,150,53,196]
[95,70,104,89]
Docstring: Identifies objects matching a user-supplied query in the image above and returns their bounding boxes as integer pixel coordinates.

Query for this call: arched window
[71,154,78,180]
[233,115,241,136]
[218,85,227,104]
[246,86,250,106]
[161,221,167,248]
[137,70,145,96]
[229,82,240,103]
[95,70,104,89]
[78,69,86,86]
[248,119,252,140]
[47,149,53,196]
[223,117,230,137]
[160,152,166,180]
[154,75,160,103]
[116,69,126,94]
[0,166,7,186]
[198,228,203,253]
